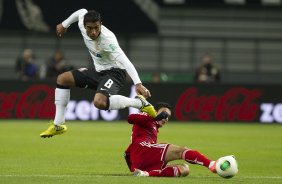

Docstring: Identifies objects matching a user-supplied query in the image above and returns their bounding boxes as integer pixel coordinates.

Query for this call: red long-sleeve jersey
[125,112,161,171]
[128,112,159,144]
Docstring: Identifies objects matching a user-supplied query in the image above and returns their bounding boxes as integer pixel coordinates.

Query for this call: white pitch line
[194,176,282,179]
[243,176,282,179]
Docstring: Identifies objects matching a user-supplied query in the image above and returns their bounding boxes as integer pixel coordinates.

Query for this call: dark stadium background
[0,0,282,123]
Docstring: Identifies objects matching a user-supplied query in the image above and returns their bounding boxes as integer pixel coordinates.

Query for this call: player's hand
[135,83,151,98]
[56,23,67,37]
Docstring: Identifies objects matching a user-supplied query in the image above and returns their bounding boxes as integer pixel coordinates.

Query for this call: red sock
[148,167,180,177]
[182,149,211,168]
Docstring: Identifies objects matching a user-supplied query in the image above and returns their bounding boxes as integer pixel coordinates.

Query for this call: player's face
[85,21,101,40]
[157,107,171,128]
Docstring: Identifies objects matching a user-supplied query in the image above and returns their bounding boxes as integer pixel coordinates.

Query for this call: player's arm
[110,49,151,98]
[56,9,88,37]
[154,111,170,121]
[128,113,153,127]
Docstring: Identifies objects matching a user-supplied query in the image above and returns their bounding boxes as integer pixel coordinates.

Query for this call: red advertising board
[0,81,281,123]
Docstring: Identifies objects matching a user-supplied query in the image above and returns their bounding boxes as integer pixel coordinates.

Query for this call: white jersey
[62,9,141,84]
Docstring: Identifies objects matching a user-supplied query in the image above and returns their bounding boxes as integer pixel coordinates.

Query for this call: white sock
[108,95,142,110]
[54,88,70,125]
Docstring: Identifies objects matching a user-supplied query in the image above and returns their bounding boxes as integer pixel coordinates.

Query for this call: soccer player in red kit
[124,102,224,177]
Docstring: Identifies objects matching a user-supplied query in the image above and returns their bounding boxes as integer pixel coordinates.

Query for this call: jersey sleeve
[62,9,88,28]
[102,40,142,85]
[111,48,141,85]
[128,113,153,128]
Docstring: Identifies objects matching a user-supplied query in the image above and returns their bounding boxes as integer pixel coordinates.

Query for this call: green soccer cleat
[40,122,67,138]
[135,95,157,118]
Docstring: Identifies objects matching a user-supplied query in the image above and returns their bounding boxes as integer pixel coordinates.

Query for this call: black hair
[155,102,172,111]
[83,10,102,25]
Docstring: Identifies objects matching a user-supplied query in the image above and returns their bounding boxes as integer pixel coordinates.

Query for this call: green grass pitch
[0,120,281,184]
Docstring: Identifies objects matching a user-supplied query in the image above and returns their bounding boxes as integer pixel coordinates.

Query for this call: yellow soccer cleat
[135,95,157,118]
[40,122,67,138]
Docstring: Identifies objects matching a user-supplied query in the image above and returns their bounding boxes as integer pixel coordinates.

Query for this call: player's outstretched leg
[182,149,216,172]
[40,121,67,138]
[135,95,157,118]
[166,145,220,174]
[181,149,231,174]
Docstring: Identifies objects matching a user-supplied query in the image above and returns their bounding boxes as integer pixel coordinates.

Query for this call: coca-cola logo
[0,85,55,119]
[175,87,262,122]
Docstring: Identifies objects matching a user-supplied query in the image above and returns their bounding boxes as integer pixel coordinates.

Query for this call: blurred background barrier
[1,81,281,123]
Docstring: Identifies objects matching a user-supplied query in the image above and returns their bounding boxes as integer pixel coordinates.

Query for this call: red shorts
[130,141,170,172]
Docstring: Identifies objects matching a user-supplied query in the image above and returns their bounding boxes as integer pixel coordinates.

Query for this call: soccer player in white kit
[40,9,156,138]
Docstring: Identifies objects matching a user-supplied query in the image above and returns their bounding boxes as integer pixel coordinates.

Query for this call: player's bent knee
[167,145,188,160]
[57,73,65,84]
[93,97,108,110]
[176,146,187,158]
[178,164,189,177]
[57,72,75,86]
[93,100,107,110]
